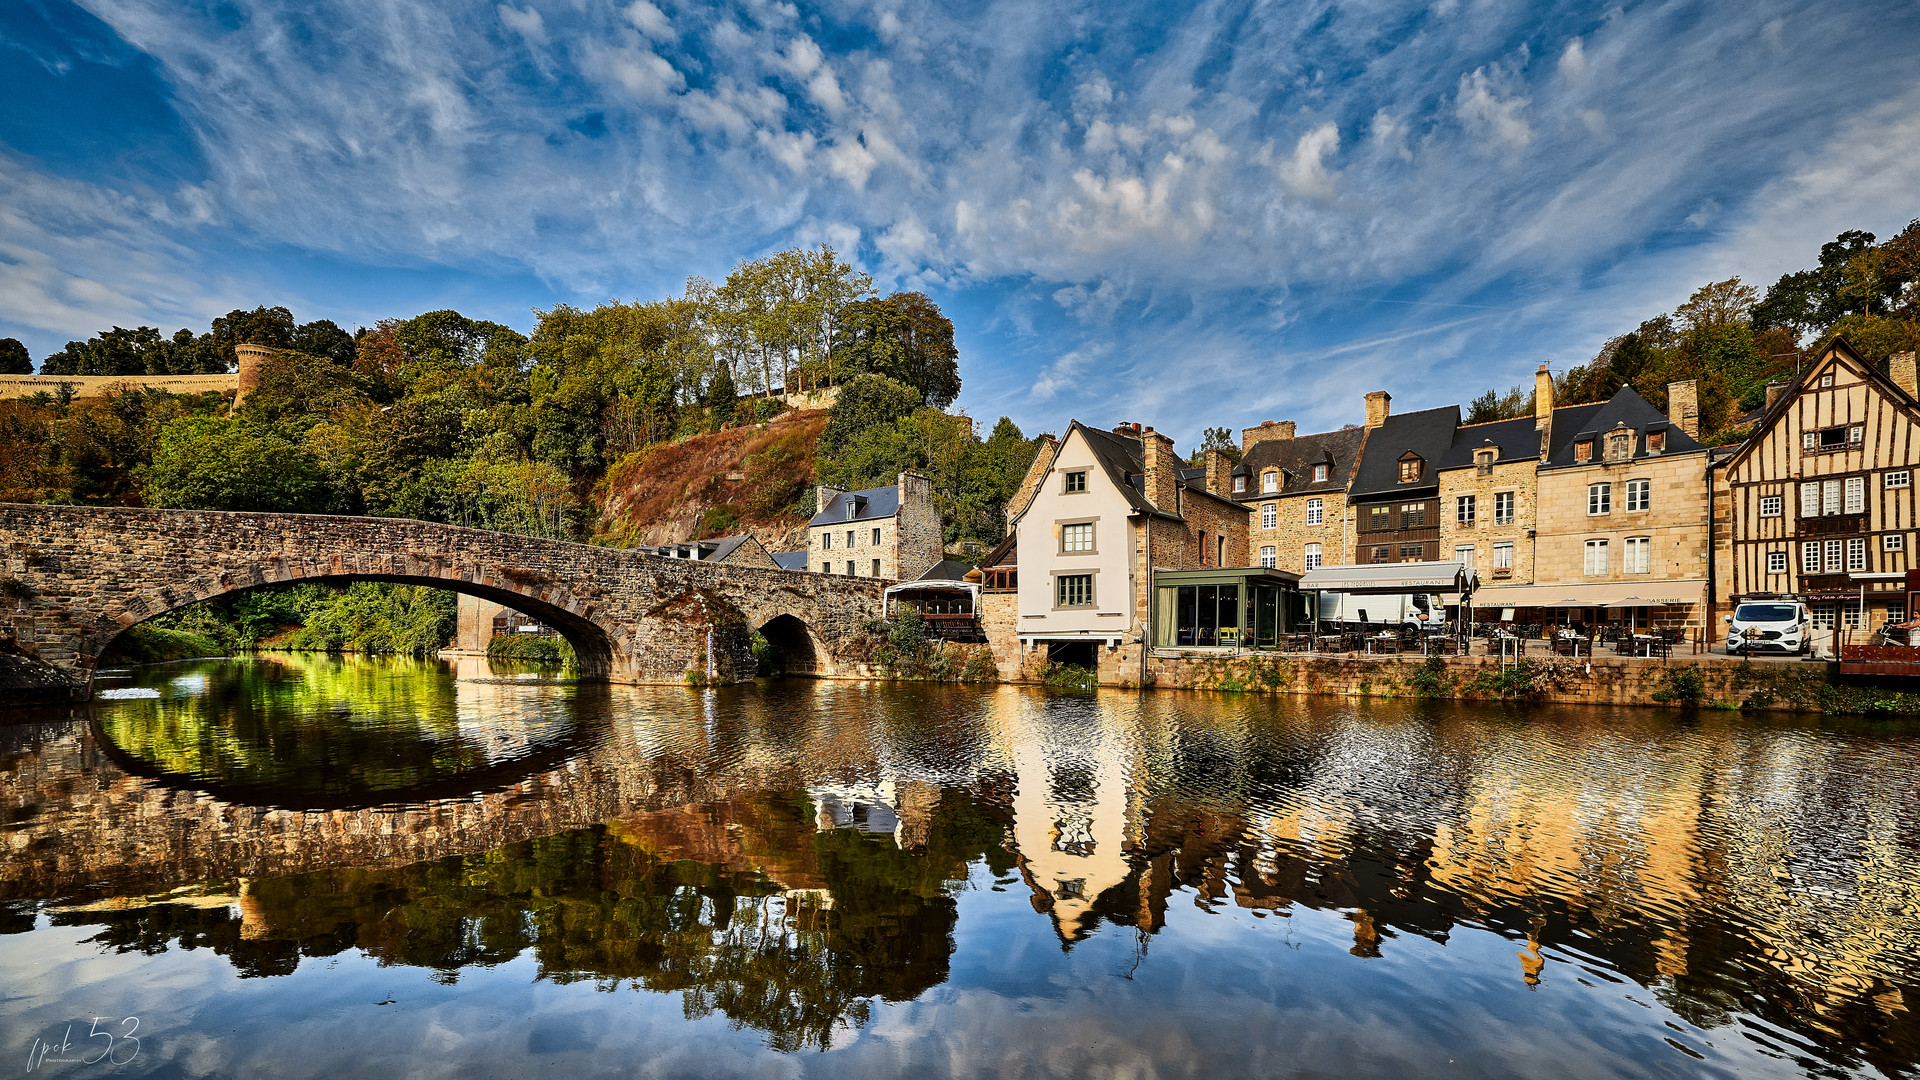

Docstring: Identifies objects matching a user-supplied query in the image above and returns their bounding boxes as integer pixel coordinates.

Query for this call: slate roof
[1349,404,1461,500]
[703,535,756,563]
[772,550,811,571]
[1232,427,1365,500]
[1540,386,1703,469]
[1440,416,1537,470]
[808,485,901,526]
[916,559,975,582]
[1073,423,1169,520]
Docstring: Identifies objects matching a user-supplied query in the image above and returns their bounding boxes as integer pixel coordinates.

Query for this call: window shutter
[1801,483,1820,518]
[1803,431,1817,451]
[1844,476,1864,514]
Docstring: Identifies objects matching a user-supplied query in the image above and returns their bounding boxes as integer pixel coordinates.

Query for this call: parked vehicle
[1315,591,1443,636]
[1724,598,1811,656]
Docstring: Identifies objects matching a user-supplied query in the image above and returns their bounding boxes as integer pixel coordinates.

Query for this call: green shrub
[486,633,575,669]
[1043,663,1098,690]
[99,624,227,664]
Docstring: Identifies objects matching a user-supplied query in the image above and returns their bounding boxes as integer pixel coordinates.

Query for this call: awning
[1471,580,1705,608]
[1299,561,1478,596]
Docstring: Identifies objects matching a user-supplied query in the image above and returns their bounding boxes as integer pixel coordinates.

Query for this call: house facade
[806,472,943,580]
[1347,393,1459,567]
[1718,341,1920,633]
[1233,420,1363,576]
[1436,411,1541,588]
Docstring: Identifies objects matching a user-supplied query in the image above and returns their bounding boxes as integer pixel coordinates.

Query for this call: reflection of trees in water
[45,789,1012,1052]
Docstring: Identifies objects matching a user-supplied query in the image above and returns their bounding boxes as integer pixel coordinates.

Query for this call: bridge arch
[96,562,624,681]
[755,612,828,677]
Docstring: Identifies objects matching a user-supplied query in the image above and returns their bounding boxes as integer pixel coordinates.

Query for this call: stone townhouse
[1347,393,1460,566]
[1231,420,1364,575]
[1436,406,1542,588]
[1519,380,1712,631]
[1717,340,1920,634]
[806,472,943,581]
[986,420,1252,684]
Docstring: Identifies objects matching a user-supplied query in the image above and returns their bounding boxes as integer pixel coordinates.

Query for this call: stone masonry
[0,504,886,700]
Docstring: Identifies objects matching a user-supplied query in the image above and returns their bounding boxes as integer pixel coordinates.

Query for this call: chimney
[1202,447,1232,496]
[1364,391,1391,430]
[1141,428,1179,512]
[1668,379,1699,440]
[1892,352,1918,399]
[1240,420,1295,456]
[1534,364,1555,460]
[816,484,847,515]
[1113,421,1143,437]
[1764,381,1788,411]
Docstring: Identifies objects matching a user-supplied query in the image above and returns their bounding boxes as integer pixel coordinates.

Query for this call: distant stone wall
[0,373,238,401]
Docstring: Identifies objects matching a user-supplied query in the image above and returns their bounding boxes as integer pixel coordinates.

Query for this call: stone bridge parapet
[0,504,886,700]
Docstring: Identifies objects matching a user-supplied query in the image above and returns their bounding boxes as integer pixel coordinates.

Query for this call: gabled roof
[772,550,811,571]
[808,485,900,526]
[703,534,756,563]
[1540,385,1703,469]
[1440,415,1536,470]
[1349,404,1459,500]
[1073,422,1169,520]
[979,532,1017,568]
[1723,336,1920,472]
[916,559,975,582]
[1233,427,1365,500]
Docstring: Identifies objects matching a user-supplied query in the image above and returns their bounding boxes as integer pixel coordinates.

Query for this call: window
[1845,476,1865,514]
[1767,550,1787,574]
[1372,546,1391,561]
[1584,539,1609,576]
[1399,457,1422,482]
[1851,424,1864,443]
[1843,605,1863,630]
[1368,506,1390,531]
[1810,603,1835,630]
[1803,541,1821,574]
[1399,544,1425,561]
[1648,431,1666,454]
[1807,424,1862,450]
[1819,372,1835,387]
[872,527,882,546]
[820,562,830,574]
[1304,498,1322,526]
[1848,537,1868,571]
[1801,482,1820,517]
[1474,448,1496,474]
[873,559,882,577]
[1494,491,1515,525]
[1605,431,1632,461]
[846,560,856,576]
[1624,536,1651,574]
[1262,503,1278,529]
[1064,470,1087,493]
[1302,544,1320,571]
[822,532,832,549]
[1199,532,1209,566]
[1588,483,1611,515]
[1760,495,1783,518]
[1261,545,1277,569]
[1886,534,1906,552]
[847,530,856,548]
[1400,503,1427,527]
[1455,545,1475,567]
[1312,463,1329,483]
[1217,536,1226,566]
[1575,440,1593,463]
[1232,475,1246,493]
[1062,522,1094,552]
[1056,574,1094,607]
[1825,539,1843,573]
[1457,495,1476,525]
[1493,542,1513,569]
[1889,470,1912,489]
[1262,471,1280,494]
[1625,479,1651,512]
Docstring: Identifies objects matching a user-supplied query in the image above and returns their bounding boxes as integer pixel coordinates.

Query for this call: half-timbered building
[1718,340,1920,634]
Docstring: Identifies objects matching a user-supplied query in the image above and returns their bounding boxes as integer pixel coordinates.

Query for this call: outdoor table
[1365,632,1400,655]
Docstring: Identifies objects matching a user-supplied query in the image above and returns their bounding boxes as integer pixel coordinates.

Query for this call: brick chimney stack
[1764,382,1788,411]
[1240,420,1295,456]
[1364,391,1391,430]
[1668,380,1700,440]
[1202,447,1232,496]
[816,484,847,514]
[1534,364,1555,460]
[1892,352,1918,399]
[1141,427,1179,512]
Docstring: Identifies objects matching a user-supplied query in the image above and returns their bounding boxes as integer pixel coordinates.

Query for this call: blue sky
[2,0,1917,445]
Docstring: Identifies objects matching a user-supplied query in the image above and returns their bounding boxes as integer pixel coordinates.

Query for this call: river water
[3,654,1919,1079]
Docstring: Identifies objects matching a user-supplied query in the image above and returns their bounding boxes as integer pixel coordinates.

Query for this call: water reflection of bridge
[5,682,1919,1069]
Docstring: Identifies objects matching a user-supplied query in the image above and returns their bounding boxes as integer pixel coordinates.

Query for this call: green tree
[1192,426,1241,465]
[819,374,922,459]
[0,337,30,375]
[141,415,331,512]
[832,293,963,409]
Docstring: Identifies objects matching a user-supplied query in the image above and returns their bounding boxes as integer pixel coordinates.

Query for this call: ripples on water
[3,653,1919,1079]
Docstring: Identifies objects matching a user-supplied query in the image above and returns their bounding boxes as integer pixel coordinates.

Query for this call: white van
[1725,598,1811,656]
[1315,591,1443,636]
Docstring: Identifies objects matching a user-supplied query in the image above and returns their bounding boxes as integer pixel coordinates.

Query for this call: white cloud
[585,42,686,101]
[1455,66,1532,151]
[1278,122,1340,200]
[497,4,545,45]
[1557,37,1586,80]
[623,1,676,42]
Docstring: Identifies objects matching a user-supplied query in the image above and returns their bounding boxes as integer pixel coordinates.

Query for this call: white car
[1725,600,1811,656]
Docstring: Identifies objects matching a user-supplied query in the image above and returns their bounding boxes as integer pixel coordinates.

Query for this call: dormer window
[1262,470,1279,493]
[1232,475,1246,493]
[1397,454,1422,483]
[1574,439,1593,463]
[1312,463,1329,483]
[1474,447,1497,475]
[1605,429,1633,462]
[1647,431,1665,454]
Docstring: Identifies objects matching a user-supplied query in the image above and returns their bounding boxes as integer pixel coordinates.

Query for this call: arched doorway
[756,614,821,677]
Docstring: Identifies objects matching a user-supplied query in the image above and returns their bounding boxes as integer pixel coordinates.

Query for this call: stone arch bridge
[0,504,886,700]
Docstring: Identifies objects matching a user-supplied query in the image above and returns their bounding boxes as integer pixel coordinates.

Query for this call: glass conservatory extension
[1152,568,1305,649]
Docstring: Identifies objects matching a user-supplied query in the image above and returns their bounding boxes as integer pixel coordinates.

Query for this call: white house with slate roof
[806,472,943,580]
